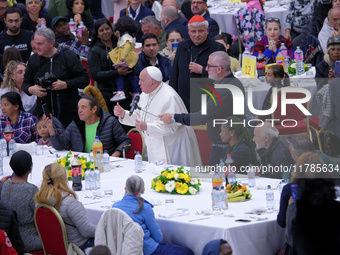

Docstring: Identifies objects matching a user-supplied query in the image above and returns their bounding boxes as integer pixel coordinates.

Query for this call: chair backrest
[95,208,144,255]
[83,85,109,112]
[125,128,146,160]
[271,87,309,122]
[34,204,68,255]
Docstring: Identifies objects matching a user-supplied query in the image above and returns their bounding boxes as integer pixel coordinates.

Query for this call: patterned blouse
[233,6,265,51]
[284,0,318,34]
[253,35,294,64]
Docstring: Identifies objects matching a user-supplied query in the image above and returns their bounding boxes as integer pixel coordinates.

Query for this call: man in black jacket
[170,15,225,111]
[45,95,131,156]
[22,27,89,128]
[160,51,244,166]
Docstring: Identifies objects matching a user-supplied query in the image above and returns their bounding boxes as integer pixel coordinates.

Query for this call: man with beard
[0,7,33,64]
[0,0,8,33]
[52,16,90,58]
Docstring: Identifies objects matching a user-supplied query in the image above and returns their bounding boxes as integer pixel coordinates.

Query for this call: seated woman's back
[0,151,42,252]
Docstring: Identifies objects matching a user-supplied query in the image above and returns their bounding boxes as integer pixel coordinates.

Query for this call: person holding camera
[22,27,90,128]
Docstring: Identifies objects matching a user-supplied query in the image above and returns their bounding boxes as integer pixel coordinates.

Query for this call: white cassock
[120,82,202,167]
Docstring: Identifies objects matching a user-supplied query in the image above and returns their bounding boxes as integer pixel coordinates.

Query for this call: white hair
[188,20,209,29]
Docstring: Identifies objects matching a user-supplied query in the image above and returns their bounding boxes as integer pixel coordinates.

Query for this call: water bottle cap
[227,154,231,157]
[95,136,99,139]
[267,185,271,189]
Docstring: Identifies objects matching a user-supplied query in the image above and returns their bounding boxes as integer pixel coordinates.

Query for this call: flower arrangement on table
[151,166,201,195]
[56,151,94,180]
[288,61,309,75]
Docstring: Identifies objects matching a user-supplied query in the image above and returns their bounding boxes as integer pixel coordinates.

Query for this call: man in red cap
[169,15,225,112]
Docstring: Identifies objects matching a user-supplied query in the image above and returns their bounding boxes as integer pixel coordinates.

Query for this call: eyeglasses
[265,17,280,23]
[191,1,205,5]
[207,64,219,69]
[0,7,7,11]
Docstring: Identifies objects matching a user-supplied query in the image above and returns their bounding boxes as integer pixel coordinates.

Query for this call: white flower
[190,178,198,185]
[189,187,197,195]
[165,181,176,192]
[174,173,179,180]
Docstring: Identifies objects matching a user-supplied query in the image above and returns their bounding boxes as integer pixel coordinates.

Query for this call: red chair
[309,116,328,152]
[34,204,69,255]
[80,57,95,85]
[125,128,146,160]
[272,87,310,139]
[193,125,212,166]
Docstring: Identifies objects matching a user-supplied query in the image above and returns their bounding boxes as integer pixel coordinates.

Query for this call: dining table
[0,149,286,255]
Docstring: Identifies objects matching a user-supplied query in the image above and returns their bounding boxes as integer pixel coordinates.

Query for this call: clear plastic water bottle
[0,138,6,157]
[220,186,228,210]
[89,150,94,163]
[266,185,274,212]
[84,168,90,190]
[280,43,287,56]
[134,151,142,173]
[94,167,101,189]
[89,168,96,190]
[40,20,46,28]
[9,137,16,157]
[95,151,103,172]
[0,153,3,175]
[212,187,221,211]
[69,18,76,36]
[247,164,256,188]
[102,150,110,172]
[77,21,85,36]
[225,154,236,185]
[279,179,286,195]
[294,46,305,75]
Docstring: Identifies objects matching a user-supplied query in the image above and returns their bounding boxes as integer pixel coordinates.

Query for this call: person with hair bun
[35,163,96,252]
[113,175,194,255]
[0,150,42,253]
[0,92,37,143]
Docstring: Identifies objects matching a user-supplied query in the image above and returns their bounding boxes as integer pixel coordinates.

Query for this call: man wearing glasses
[0,0,8,33]
[161,51,245,166]
[191,0,219,38]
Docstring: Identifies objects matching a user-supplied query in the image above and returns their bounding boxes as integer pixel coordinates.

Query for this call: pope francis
[114,66,202,167]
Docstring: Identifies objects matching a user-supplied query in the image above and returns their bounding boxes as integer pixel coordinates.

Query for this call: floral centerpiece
[151,166,201,195]
[288,61,309,75]
[56,151,94,180]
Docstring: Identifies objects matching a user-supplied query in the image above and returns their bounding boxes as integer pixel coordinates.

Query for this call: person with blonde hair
[0,60,36,113]
[35,163,96,252]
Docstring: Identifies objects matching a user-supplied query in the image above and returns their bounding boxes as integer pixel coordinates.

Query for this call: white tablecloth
[209,5,289,35]
[0,152,285,255]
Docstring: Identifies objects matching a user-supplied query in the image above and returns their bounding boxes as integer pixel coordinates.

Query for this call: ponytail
[126,0,130,16]
[125,175,145,214]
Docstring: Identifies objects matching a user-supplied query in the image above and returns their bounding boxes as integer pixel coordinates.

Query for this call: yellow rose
[82,163,86,169]
[151,179,156,187]
[67,170,72,178]
[175,182,181,188]
[176,183,189,194]
[167,172,175,179]
[178,173,185,179]
[161,171,168,178]
[155,181,165,192]
[184,174,191,183]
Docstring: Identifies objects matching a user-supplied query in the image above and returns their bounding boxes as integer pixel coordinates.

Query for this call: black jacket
[0,201,24,255]
[203,12,220,39]
[170,37,225,111]
[21,12,52,31]
[165,19,189,39]
[49,108,131,155]
[174,73,245,144]
[315,59,330,90]
[22,47,90,127]
[137,51,172,82]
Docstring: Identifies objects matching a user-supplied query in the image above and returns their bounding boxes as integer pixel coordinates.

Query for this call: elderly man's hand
[28,85,47,98]
[329,68,336,79]
[113,102,125,118]
[52,80,67,90]
[189,62,203,74]
[332,31,340,37]
[159,113,173,124]
[135,120,147,132]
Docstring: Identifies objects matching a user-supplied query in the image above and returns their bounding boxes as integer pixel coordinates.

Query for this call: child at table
[34,163,96,252]
[36,118,52,147]
[112,175,194,255]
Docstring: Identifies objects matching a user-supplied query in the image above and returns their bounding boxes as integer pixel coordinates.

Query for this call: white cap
[146,66,163,82]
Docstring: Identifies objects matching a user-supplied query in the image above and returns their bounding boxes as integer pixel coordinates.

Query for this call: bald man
[253,122,294,178]
[162,0,188,25]
[161,6,189,39]
[114,66,201,167]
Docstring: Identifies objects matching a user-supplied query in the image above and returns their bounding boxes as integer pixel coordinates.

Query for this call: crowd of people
[0,0,339,254]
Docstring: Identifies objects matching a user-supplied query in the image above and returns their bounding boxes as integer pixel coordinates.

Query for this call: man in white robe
[114,66,202,167]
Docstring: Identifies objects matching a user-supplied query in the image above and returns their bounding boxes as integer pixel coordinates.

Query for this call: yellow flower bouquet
[56,151,94,180]
[151,166,201,195]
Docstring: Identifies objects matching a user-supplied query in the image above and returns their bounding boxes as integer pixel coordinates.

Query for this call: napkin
[255,180,280,190]
[244,206,267,215]
[158,209,190,219]
[16,142,37,154]
[264,0,278,7]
